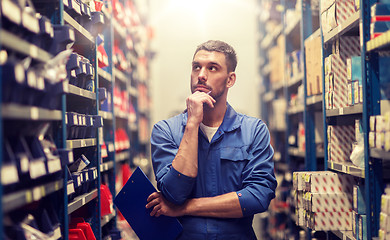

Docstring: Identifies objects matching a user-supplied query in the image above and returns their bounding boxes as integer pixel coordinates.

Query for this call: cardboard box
[380,212,390,232]
[353,211,358,239]
[294,171,311,191]
[305,34,323,96]
[329,142,352,163]
[269,36,285,85]
[337,37,361,62]
[353,81,360,104]
[381,194,390,215]
[321,0,335,13]
[309,211,353,230]
[385,131,390,151]
[336,0,357,26]
[348,81,354,106]
[293,190,304,208]
[305,171,356,194]
[294,171,312,191]
[308,192,353,212]
[296,208,305,226]
[376,132,385,150]
[379,229,390,240]
[327,54,349,108]
[376,115,386,133]
[369,131,376,148]
[370,116,376,132]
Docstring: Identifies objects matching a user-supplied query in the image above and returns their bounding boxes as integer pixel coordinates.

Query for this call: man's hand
[186,91,215,126]
[146,191,243,218]
[146,192,185,217]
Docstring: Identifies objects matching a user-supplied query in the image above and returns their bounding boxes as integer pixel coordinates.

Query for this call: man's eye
[193,66,200,71]
[209,66,217,71]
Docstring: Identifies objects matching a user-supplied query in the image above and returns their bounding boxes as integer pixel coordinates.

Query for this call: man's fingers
[147,191,159,202]
[146,193,161,209]
[150,204,161,216]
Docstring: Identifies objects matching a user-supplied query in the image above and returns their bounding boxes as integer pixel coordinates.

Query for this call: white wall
[149,0,261,125]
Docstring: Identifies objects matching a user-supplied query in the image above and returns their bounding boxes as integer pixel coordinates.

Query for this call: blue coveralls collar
[181,103,242,132]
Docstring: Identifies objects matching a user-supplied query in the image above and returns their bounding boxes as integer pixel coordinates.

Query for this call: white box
[309,192,353,212]
[309,211,353,230]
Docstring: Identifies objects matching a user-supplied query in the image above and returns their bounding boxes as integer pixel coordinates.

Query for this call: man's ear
[227,72,236,88]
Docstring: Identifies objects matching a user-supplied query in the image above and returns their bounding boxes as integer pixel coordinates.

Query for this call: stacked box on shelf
[369,112,390,151]
[346,56,363,106]
[327,124,356,164]
[371,3,390,39]
[293,171,310,226]
[268,35,285,85]
[293,171,356,230]
[324,36,360,109]
[379,185,390,240]
[321,0,358,34]
[352,184,367,239]
[305,33,323,96]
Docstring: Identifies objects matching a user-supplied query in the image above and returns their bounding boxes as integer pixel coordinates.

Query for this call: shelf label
[67,183,75,195]
[41,186,46,197]
[1,165,18,185]
[339,108,344,115]
[26,191,32,203]
[48,158,61,173]
[31,107,39,120]
[33,187,41,201]
[29,44,38,58]
[108,143,114,152]
[30,160,46,179]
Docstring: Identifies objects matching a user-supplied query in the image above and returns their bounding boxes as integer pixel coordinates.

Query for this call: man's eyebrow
[192,61,222,67]
[208,61,221,67]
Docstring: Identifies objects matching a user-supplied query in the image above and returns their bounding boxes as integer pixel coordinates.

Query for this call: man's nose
[198,67,207,82]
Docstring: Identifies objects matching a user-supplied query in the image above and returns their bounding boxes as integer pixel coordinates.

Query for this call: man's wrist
[182,198,195,216]
[185,121,200,129]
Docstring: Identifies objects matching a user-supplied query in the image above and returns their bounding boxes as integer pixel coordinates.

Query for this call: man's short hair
[194,40,237,73]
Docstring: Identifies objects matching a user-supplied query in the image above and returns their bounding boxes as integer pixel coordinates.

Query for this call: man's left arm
[235,121,277,216]
[146,191,243,218]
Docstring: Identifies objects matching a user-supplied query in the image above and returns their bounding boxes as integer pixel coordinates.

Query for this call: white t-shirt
[200,122,219,142]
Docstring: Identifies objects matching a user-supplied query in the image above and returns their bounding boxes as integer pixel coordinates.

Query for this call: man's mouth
[195,85,211,92]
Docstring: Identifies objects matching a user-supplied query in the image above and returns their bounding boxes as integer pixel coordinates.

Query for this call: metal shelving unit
[0,0,152,239]
[258,0,388,239]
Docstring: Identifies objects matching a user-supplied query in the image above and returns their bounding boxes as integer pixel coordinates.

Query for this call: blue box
[359,214,367,240]
[351,56,362,85]
[354,184,366,214]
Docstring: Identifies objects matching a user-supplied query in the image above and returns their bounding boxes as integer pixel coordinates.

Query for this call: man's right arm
[151,91,215,205]
[172,91,215,177]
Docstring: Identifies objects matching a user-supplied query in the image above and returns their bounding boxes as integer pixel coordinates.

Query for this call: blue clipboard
[114,167,183,240]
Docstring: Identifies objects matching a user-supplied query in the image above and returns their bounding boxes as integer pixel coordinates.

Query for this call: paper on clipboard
[114,167,183,240]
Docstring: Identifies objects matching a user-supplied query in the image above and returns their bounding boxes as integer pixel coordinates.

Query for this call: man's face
[191,50,231,101]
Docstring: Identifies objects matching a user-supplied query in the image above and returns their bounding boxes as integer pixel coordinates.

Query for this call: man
[146,40,277,239]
